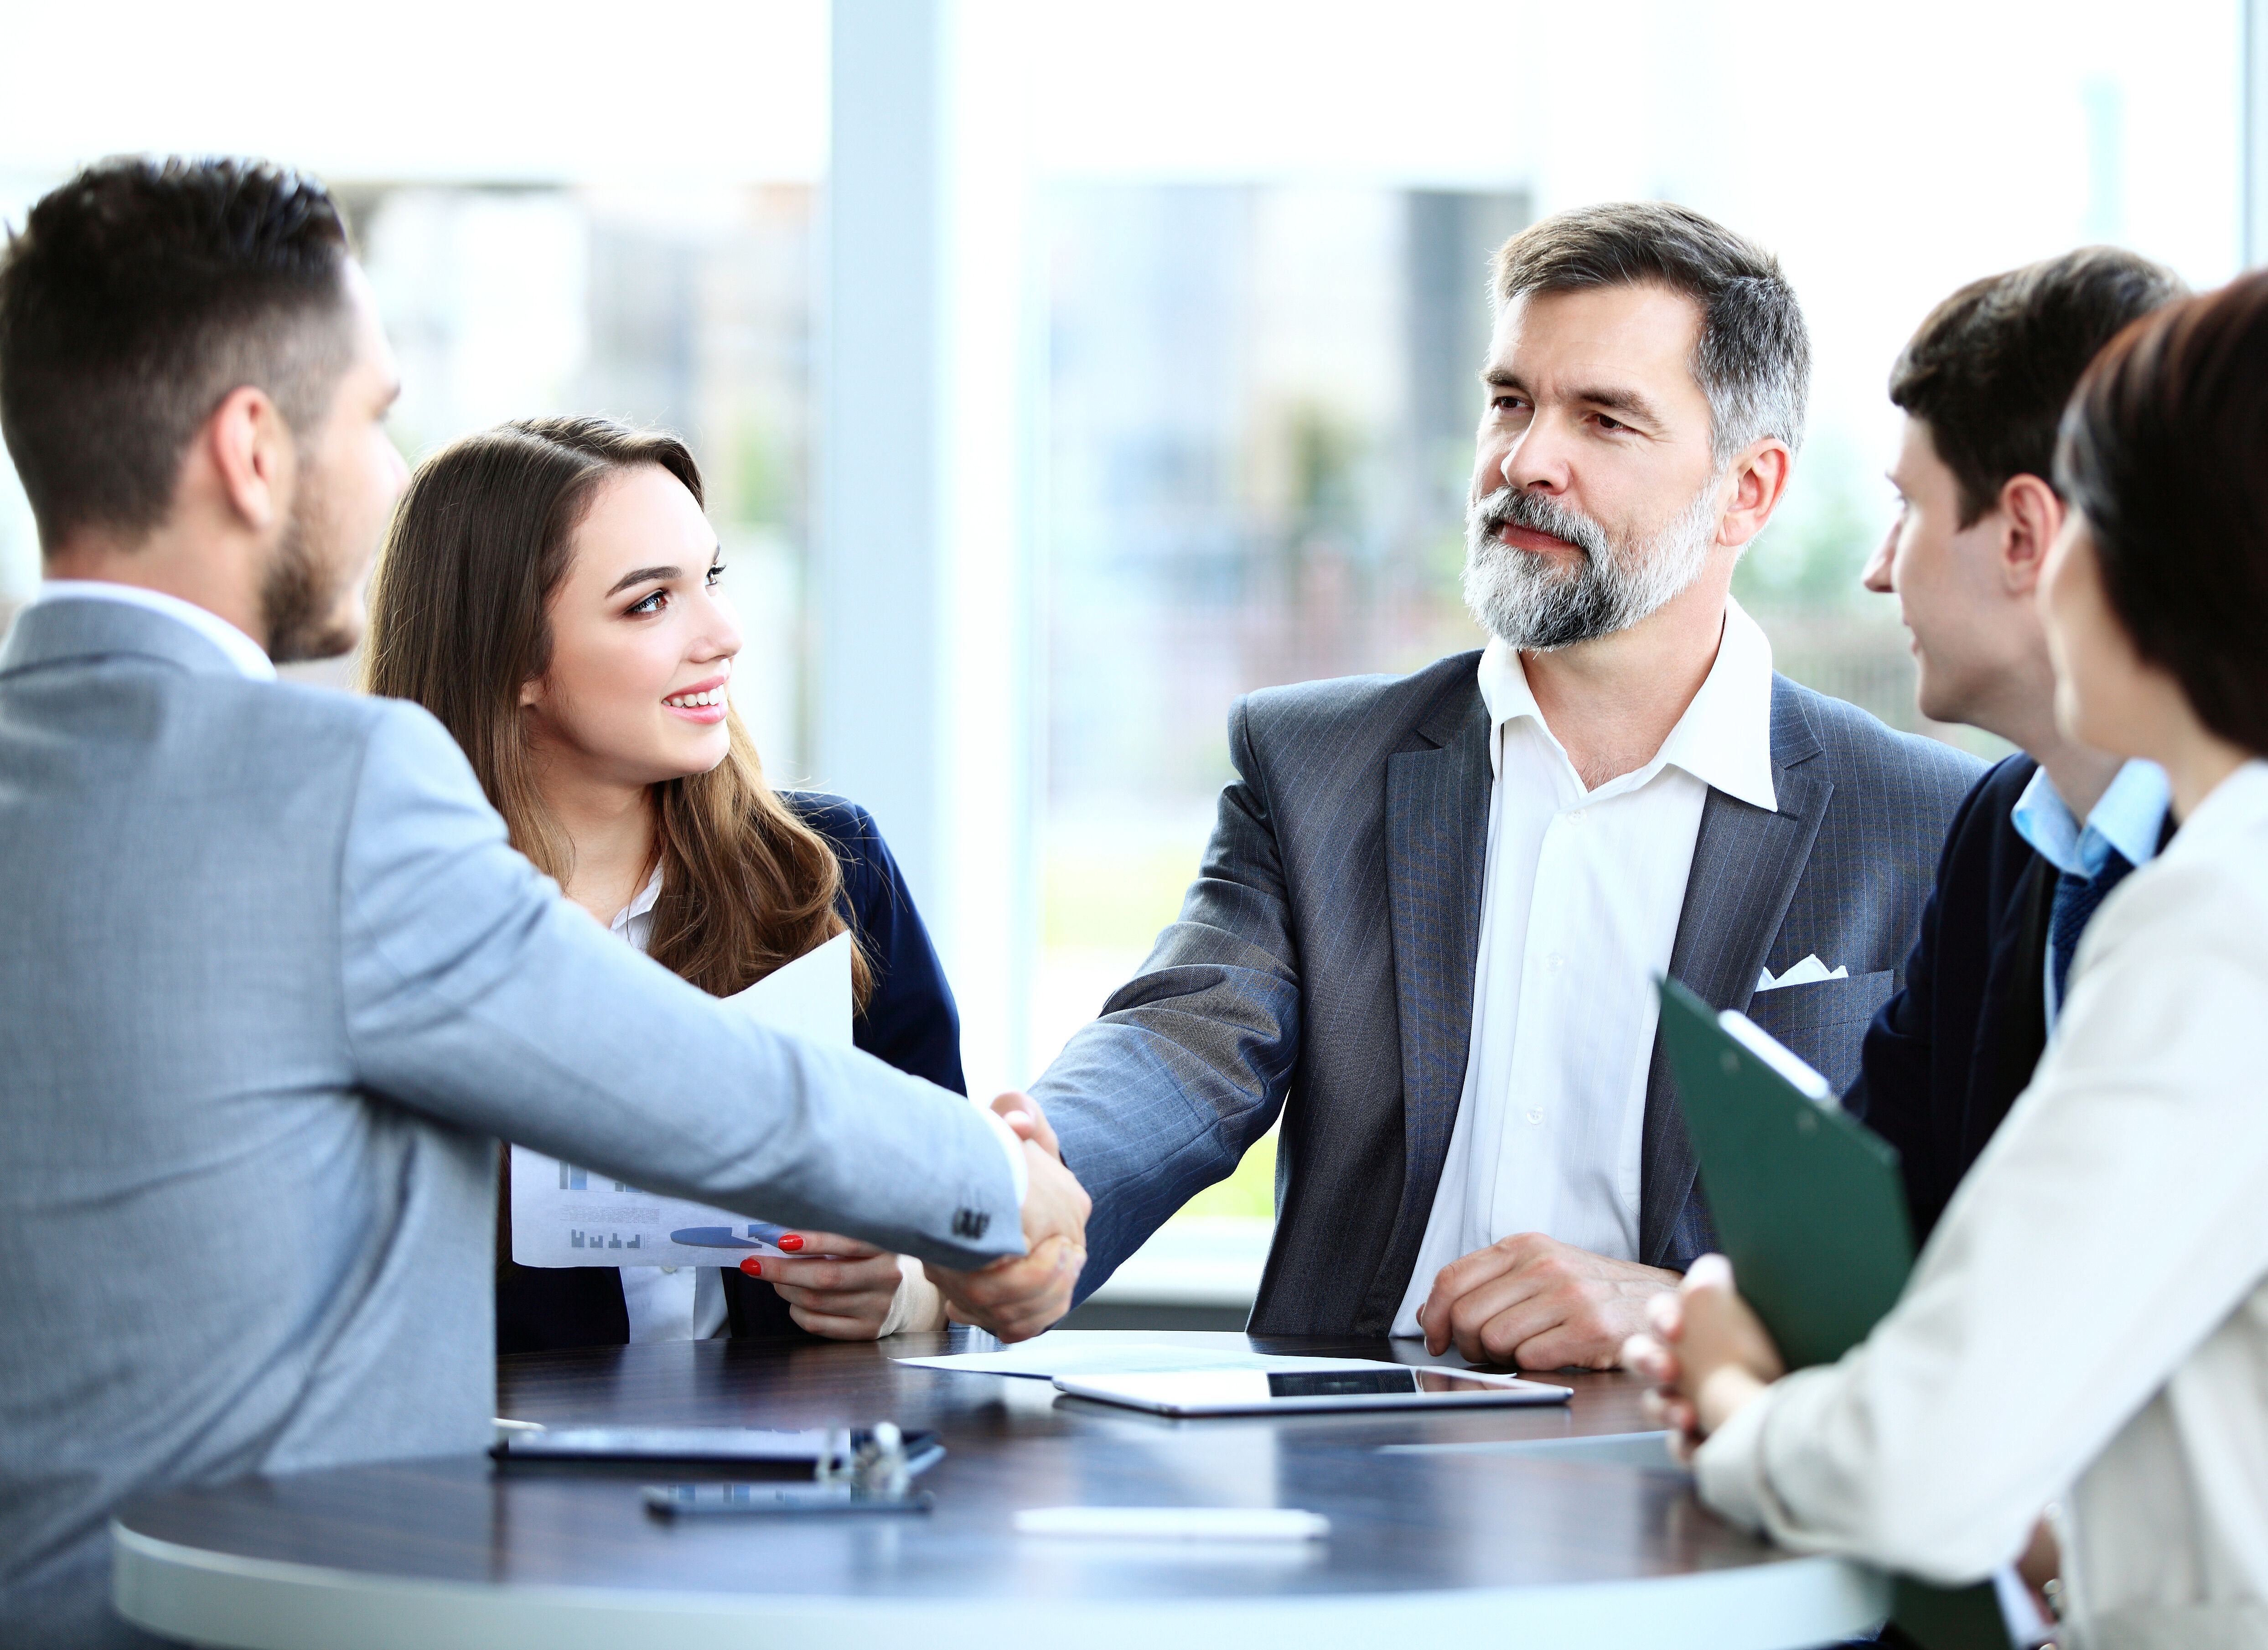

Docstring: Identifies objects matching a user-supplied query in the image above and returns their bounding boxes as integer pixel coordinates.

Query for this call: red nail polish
[740,1258,763,1276]
[778,1235,805,1252]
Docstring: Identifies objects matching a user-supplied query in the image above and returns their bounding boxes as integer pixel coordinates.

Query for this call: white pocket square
[1755,954,1848,992]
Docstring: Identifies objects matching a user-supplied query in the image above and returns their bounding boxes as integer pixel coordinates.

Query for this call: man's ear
[1997,473,2065,597]
[1717,438,1794,550]
[205,385,291,533]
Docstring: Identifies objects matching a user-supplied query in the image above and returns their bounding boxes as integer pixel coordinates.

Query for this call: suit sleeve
[335,703,1022,1271]
[1033,696,1302,1300]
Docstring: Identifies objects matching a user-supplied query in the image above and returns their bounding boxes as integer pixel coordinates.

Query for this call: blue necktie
[2049,845,2136,1011]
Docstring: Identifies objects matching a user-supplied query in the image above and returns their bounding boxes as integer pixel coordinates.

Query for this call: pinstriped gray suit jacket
[1036,648,1982,1336]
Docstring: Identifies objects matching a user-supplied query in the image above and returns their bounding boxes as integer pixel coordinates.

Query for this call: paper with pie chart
[509,933,853,1268]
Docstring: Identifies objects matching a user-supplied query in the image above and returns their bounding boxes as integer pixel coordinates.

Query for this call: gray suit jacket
[0,600,1022,1645]
[1037,648,1981,1336]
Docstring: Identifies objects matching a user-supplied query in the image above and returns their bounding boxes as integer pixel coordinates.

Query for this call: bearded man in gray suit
[0,158,1087,1648]
[1033,202,1979,1368]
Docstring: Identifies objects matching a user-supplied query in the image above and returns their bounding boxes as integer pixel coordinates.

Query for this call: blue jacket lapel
[1638,674,1831,1267]
[1362,674,1492,1322]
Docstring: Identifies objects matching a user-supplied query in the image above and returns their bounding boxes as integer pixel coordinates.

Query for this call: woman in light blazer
[1628,272,2268,1647]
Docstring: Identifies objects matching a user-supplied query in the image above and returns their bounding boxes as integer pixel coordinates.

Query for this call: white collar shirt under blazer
[1392,601,1778,1337]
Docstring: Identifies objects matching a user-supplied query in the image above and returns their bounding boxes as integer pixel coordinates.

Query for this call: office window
[1030,0,2244,1239]
[0,0,2247,1272]
[269,185,818,775]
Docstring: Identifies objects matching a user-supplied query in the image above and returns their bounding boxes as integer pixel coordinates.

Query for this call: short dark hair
[1891,248,2185,527]
[0,156,354,551]
[1491,201,1810,465]
[2056,271,2268,757]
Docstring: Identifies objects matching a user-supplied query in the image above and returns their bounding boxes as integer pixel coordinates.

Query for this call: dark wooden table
[113,1330,1886,1648]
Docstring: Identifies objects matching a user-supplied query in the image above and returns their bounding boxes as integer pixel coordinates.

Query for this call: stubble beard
[260,462,362,665]
[1461,479,1722,652]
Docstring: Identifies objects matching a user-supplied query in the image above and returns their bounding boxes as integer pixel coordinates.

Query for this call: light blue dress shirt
[2010,758,2171,1027]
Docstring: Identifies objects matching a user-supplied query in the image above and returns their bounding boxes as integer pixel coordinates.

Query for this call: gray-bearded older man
[1030,202,1980,1369]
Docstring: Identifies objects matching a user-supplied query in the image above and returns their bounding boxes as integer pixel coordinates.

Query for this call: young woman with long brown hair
[365,415,959,1349]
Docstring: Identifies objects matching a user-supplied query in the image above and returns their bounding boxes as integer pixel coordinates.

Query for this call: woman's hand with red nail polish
[739,1257,762,1277]
[755,1232,942,1341]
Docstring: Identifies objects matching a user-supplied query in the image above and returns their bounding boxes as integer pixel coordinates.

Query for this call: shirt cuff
[972,1096,1030,1206]
[1691,1375,1783,1536]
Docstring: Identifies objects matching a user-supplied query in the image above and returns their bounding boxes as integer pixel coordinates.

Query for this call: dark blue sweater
[496,792,964,1353]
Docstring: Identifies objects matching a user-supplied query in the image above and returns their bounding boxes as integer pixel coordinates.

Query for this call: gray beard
[1460,480,1719,651]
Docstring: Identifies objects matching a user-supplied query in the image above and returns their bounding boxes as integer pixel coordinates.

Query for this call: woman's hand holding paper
[748,1237,945,1340]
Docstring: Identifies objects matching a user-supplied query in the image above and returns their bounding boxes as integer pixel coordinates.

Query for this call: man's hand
[926,1110,1089,1343]
[1415,1232,1680,1369]
[1621,1254,1784,1458]
[991,1089,1062,1160]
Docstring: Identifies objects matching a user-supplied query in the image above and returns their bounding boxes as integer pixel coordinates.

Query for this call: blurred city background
[0,0,2249,1316]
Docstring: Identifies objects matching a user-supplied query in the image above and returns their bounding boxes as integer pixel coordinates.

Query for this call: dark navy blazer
[496,792,965,1354]
[1845,755,2051,1245]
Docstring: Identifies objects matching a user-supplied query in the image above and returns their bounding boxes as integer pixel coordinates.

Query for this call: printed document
[510,932,852,1268]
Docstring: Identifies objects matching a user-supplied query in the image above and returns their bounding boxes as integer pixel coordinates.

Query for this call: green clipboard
[1654,975,2014,1650]
[1653,975,1914,1370]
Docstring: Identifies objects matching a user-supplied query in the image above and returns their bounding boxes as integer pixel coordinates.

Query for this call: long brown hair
[364,415,871,1005]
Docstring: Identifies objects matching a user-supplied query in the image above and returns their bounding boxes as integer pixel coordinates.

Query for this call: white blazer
[1696,758,2268,1650]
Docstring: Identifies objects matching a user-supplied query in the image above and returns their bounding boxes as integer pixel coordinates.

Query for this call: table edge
[111,1517,1892,1650]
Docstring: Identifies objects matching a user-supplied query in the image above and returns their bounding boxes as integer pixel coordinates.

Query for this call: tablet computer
[1052,1365,1572,1416]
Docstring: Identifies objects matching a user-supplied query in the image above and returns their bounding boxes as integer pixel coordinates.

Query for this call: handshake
[925,1093,1092,1343]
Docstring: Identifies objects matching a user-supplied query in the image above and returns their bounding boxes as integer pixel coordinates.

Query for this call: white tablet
[1052,1364,1573,1416]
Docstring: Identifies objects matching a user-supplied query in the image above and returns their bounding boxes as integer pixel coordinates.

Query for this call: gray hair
[1492,202,1810,465]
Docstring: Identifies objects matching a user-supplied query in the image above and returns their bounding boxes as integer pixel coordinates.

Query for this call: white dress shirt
[33,580,275,681]
[1696,760,2268,1645]
[603,868,734,1343]
[1392,602,1777,1337]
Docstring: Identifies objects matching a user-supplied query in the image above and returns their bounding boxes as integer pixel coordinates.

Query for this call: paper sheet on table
[895,1329,1409,1380]
[509,932,853,1268]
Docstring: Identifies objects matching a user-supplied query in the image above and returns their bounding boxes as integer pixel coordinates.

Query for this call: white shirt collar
[609,864,666,942]
[1475,597,1779,813]
[34,580,275,682]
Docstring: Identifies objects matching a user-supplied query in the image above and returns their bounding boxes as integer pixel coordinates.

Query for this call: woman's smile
[663,675,730,723]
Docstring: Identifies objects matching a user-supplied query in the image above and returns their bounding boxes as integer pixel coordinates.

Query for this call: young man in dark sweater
[1849,248,2184,1240]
